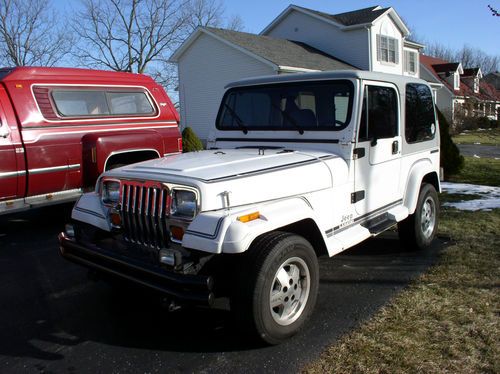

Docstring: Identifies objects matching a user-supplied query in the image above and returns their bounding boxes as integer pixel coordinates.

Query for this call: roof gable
[261,4,409,36]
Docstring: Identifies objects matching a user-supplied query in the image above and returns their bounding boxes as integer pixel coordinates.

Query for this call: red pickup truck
[0,67,182,214]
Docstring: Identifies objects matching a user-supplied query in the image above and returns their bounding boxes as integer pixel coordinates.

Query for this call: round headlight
[171,189,197,219]
[102,180,121,205]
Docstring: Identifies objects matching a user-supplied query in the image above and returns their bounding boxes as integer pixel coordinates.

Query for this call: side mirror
[370,137,378,147]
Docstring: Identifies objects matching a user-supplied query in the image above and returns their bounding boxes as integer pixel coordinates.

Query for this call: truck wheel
[398,183,439,250]
[232,232,319,345]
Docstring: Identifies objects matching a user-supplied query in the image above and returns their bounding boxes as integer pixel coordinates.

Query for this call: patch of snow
[459,132,467,135]
[473,142,481,145]
[478,128,486,131]
[473,154,481,158]
[441,182,500,211]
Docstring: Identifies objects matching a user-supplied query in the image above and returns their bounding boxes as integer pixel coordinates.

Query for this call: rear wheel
[398,183,439,250]
[232,232,319,345]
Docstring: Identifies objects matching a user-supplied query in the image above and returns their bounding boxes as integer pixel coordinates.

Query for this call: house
[170,4,422,143]
[484,72,500,90]
[420,55,500,124]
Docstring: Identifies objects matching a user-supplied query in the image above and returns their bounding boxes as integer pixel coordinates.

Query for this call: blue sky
[54,0,499,57]
[224,0,499,56]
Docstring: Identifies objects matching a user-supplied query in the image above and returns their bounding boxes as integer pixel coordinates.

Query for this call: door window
[358,86,398,142]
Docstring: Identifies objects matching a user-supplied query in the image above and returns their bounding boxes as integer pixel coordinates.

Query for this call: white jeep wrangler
[59,71,440,344]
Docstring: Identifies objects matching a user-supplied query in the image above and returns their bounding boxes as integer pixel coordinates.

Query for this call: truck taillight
[177,137,183,152]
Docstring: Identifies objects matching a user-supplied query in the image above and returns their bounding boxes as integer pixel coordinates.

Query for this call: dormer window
[377,35,399,64]
[454,73,460,90]
[474,77,479,93]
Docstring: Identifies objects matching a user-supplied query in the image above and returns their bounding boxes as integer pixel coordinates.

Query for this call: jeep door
[353,81,402,217]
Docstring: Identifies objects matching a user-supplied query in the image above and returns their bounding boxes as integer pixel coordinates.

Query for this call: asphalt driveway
[0,205,446,373]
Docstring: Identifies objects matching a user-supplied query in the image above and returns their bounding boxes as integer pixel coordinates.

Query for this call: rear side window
[51,89,155,117]
[405,84,436,143]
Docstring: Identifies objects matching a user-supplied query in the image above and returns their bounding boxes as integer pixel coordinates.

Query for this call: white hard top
[225,69,429,89]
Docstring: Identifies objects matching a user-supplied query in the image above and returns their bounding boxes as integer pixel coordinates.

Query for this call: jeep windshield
[216,80,354,132]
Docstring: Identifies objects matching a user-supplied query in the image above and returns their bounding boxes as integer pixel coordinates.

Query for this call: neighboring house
[484,71,500,90]
[171,4,422,143]
[420,55,500,124]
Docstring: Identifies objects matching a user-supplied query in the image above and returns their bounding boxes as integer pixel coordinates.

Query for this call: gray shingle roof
[205,27,357,71]
[294,5,390,26]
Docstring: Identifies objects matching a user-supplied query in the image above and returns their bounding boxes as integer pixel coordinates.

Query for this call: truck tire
[398,183,439,250]
[232,231,319,345]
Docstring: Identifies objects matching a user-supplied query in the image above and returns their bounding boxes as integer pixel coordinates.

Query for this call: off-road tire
[232,231,319,345]
[398,183,439,250]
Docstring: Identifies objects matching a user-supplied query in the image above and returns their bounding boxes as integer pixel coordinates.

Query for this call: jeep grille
[120,181,171,249]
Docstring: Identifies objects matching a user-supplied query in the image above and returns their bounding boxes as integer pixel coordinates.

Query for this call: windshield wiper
[271,103,304,135]
[223,104,248,134]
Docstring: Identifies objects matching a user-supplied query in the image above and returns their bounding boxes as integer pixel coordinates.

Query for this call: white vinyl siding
[177,33,274,143]
[377,35,399,64]
[264,10,369,70]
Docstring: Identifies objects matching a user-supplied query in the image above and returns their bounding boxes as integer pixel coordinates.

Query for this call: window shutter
[376,34,381,61]
[394,39,399,64]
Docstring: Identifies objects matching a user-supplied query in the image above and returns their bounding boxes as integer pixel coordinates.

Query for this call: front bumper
[58,232,215,306]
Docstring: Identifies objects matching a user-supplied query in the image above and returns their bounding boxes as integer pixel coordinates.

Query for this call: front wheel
[398,183,439,250]
[232,232,319,345]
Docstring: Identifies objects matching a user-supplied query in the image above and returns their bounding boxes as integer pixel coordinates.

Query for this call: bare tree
[424,42,500,74]
[73,0,245,94]
[488,5,499,16]
[183,0,243,33]
[184,0,224,32]
[0,0,72,66]
[73,0,188,74]
[225,14,244,32]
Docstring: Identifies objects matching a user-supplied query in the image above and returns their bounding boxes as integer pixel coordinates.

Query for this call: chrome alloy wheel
[421,196,436,239]
[269,257,310,326]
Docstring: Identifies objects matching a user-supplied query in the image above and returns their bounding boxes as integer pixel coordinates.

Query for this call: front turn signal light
[170,226,185,241]
[110,211,122,227]
[237,211,260,223]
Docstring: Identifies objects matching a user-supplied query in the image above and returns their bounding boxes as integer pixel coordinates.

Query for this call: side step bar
[362,212,397,235]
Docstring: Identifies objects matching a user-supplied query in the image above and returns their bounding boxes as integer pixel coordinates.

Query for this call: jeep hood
[110,148,347,210]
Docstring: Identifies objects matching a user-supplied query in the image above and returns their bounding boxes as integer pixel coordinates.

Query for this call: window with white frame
[454,73,460,90]
[404,50,417,74]
[377,35,399,64]
[474,77,479,93]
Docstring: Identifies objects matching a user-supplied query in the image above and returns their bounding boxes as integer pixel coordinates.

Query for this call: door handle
[392,140,399,154]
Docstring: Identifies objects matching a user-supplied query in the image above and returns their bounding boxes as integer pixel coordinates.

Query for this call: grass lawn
[452,128,500,146]
[304,209,500,374]
[446,156,500,187]
[304,158,500,373]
